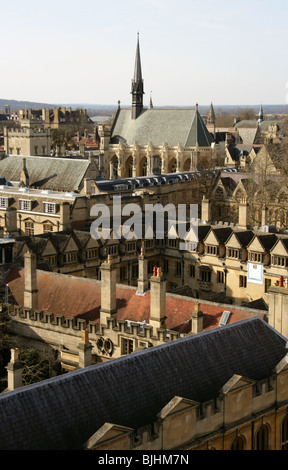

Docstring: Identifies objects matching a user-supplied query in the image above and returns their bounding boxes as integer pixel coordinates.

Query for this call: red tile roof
[5,268,264,333]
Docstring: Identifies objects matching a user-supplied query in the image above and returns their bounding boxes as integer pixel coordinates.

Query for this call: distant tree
[236,108,257,121]
[215,112,235,127]
[18,349,50,386]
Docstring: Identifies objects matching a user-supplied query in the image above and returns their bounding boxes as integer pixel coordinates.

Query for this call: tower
[131,33,144,120]
[207,102,216,126]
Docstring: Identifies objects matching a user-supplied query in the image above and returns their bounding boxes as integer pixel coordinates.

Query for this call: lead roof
[0,317,285,450]
[111,107,214,147]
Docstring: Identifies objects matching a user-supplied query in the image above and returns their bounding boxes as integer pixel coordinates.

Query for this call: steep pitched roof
[0,155,90,192]
[111,107,214,147]
[0,317,285,449]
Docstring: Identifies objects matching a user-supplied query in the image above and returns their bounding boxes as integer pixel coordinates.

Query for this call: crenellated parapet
[3,303,182,365]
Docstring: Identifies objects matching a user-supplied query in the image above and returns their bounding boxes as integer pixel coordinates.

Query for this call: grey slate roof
[0,317,286,450]
[111,107,214,147]
[0,155,90,192]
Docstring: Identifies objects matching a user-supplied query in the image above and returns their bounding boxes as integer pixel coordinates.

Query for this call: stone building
[3,123,51,156]
[97,35,219,179]
[0,316,287,450]
[0,154,100,236]
[3,250,265,372]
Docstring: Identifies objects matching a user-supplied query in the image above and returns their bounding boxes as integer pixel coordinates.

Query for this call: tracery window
[256,425,269,450]
[231,436,245,450]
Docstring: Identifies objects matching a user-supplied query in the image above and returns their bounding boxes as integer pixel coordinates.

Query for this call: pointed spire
[133,32,142,83]
[131,33,144,119]
[207,102,216,125]
[149,91,153,109]
[258,103,264,124]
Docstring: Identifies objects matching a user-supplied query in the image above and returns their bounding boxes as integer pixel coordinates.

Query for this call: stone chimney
[201,196,211,224]
[137,244,148,294]
[238,198,249,229]
[268,285,288,338]
[149,266,167,335]
[77,329,93,368]
[19,158,29,187]
[4,207,18,237]
[100,255,117,325]
[59,202,70,231]
[191,302,204,334]
[6,348,23,391]
[23,250,38,310]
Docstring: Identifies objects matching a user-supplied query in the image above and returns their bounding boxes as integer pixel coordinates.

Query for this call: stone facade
[86,368,288,450]
[4,125,51,156]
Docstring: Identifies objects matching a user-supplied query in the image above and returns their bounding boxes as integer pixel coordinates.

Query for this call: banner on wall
[247,263,263,284]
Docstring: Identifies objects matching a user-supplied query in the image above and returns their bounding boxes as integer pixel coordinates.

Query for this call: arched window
[110,155,118,178]
[256,424,269,450]
[281,415,288,450]
[231,435,245,450]
[125,156,133,177]
[140,158,147,176]
[168,158,177,173]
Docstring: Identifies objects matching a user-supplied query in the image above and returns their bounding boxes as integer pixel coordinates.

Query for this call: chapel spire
[258,103,264,124]
[131,33,144,120]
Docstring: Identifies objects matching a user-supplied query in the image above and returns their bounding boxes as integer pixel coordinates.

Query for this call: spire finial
[131,33,144,119]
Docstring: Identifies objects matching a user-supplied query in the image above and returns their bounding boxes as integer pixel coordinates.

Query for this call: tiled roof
[0,317,285,449]
[5,269,265,332]
[0,155,90,191]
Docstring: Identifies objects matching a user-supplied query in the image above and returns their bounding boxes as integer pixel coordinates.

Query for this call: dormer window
[227,248,243,260]
[205,245,220,256]
[248,252,265,263]
[272,255,288,267]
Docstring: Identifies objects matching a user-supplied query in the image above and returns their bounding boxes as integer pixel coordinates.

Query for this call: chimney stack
[6,349,23,391]
[24,250,38,310]
[201,196,211,224]
[77,329,93,368]
[191,302,204,334]
[137,244,149,294]
[238,198,249,229]
[100,255,117,325]
[262,204,268,228]
[149,266,167,335]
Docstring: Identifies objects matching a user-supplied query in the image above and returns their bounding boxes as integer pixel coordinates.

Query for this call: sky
[1,0,288,107]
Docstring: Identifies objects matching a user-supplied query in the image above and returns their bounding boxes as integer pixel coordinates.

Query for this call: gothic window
[256,425,269,450]
[110,156,118,178]
[214,186,224,199]
[281,415,288,450]
[125,156,133,177]
[140,158,147,176]
[168,158,177,173]
[183,158,191,171]
[231,436,245,450]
